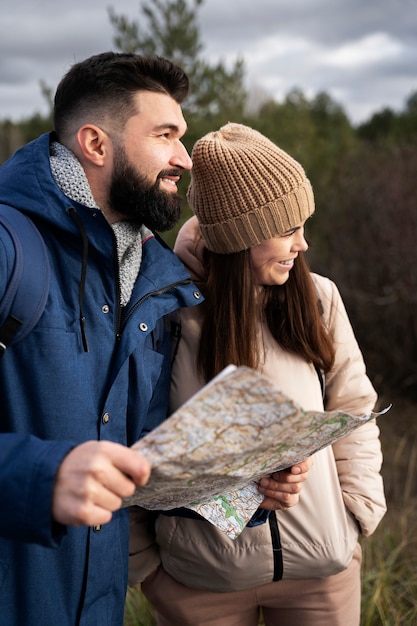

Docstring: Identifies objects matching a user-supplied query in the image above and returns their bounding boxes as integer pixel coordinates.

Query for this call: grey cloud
[0,0,416,123]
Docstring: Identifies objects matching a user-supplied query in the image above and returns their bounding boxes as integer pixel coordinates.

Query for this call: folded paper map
[124,365,388,539]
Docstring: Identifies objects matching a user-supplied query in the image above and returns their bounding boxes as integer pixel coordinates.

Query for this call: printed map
[124,365,388,538]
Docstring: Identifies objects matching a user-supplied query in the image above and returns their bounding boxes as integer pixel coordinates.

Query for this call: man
[0,52,201,625]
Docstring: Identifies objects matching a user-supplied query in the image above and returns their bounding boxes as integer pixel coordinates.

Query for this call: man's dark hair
[53,51,189,142]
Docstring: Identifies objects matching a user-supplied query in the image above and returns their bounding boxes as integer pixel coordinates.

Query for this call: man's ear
[76,125,109,167]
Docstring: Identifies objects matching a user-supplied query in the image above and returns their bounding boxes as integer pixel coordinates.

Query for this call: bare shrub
[309,142,417,400]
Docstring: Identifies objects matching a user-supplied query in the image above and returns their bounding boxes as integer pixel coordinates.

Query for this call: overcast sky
[1,0,416,125]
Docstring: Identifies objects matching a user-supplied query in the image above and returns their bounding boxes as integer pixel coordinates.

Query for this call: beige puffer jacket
[129,217,386,592]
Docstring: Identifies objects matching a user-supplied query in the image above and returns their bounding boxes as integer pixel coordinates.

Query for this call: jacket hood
[0,133,81,232]
[173,216,208,284]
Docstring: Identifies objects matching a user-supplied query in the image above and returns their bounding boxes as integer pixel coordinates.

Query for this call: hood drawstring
[67,207,89,352]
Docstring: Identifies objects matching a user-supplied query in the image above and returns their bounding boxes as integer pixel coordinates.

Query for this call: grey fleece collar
[49,141,151,306]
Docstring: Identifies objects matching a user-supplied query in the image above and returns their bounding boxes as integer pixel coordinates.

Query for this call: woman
[136,123,386,626]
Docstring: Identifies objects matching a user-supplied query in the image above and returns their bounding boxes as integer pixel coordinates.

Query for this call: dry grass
[359,397,417,625]
[124,586,156,626]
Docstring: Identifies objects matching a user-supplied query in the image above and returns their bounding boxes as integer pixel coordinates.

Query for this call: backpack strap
[0,205,50,357]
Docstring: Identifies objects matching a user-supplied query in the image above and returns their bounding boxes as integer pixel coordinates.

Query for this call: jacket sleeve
[0,433,74,545]
[316,276,387,537]
[0,231,76,546]
[128,506,161,587]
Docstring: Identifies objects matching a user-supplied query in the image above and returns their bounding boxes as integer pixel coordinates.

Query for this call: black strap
[269,511,284,581]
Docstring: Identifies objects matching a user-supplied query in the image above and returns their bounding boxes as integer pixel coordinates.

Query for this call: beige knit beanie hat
[186,122,315,253]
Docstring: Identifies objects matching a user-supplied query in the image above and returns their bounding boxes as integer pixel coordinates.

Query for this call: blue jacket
[0,133,201,625]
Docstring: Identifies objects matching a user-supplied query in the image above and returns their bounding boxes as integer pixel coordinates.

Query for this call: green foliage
[109,0,203,63]
[109,0,247,124]
[246,87,356,184]
[0,113,52,164]
[18,112,53,143]
[357,90,417,144]
[0,122,24,164]
[0,77,53,163]
[357,107,397,142]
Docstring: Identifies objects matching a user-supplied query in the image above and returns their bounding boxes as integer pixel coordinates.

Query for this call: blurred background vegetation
[1,2,416,622]
[1,0,416,405]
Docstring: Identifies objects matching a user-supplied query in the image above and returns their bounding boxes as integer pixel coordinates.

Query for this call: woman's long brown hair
[197,249,335,382]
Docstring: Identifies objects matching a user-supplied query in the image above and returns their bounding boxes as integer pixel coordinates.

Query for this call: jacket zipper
[116,278,193,339]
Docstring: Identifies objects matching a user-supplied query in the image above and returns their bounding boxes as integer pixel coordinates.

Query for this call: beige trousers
[142,543,362,626]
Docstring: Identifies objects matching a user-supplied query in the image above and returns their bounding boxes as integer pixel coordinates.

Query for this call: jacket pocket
[278,449,360,579]
[156,515,276,592]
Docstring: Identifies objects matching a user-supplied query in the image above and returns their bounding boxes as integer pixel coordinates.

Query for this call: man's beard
[109,147,184,232]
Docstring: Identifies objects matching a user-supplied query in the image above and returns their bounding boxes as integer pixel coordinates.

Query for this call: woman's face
[250,222,308,286]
